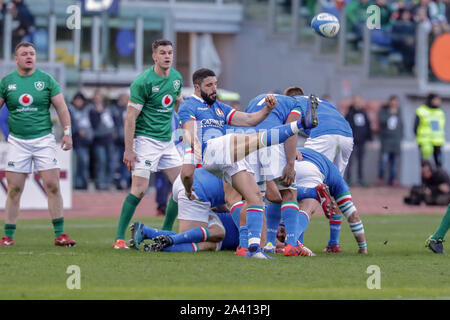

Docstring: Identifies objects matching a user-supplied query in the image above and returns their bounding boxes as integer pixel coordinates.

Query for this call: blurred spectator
[404,160,450,205]
[377,95,404,186]
[0,1,6,46]
[428,0,450,35]
[89,90,116,190]
[375,0,393,28]
[346,0,372,43]
[111,92,130,190]
[412,0,433,33]
[414,93,445,168]
[68,92,93,190]
[9,0,35,50]
[391,8,417,73]
[345,95,373,186]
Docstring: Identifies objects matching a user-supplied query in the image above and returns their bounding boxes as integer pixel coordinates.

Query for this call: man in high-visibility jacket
[414,93,446,168]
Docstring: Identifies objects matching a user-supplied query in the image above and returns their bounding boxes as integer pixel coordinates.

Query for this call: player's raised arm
[51,93,73,151]
[123,102,141,171]
[229,94,277,127]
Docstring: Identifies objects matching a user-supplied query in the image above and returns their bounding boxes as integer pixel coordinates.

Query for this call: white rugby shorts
[295,160,325,188]
[133,135,182,173]
[6,133,60,173]
[304,134,353,175]
[172,175,213,224]
[202,134,254,184]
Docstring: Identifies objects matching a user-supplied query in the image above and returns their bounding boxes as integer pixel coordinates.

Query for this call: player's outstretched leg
[425,204,449,254]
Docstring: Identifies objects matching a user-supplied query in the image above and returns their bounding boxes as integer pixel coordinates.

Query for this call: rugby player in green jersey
[0,42,76,247]
[113,39,183,249]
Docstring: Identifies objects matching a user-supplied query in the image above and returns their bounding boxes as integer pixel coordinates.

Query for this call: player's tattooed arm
[229,94,277,127]
[181,163,196,200]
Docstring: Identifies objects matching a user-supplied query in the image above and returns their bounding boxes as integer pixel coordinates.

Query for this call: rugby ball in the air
[311,13,340,38]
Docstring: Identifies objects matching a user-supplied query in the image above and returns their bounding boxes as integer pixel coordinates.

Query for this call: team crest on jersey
[19,94,33,106]
[8,84,16,91]
[215,107,224,118]
[34,81,45,91]
[173,80,181,91]
[161,94,173,108]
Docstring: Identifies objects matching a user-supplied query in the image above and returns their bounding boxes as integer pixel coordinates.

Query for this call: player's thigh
[230,170,263,205]
[5,171,27,196]
[39,168,61,193]
[178,219,208,233]
[158,141,182,183]
[299,198,320,216]
[133,136,166,173]
[161,165,181,184]
[336,136,354,175]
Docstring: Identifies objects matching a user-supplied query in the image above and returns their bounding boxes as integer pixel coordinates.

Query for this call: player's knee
[347,211,360,223]
[7,185,23,200]
[44,181,60,195]
[208,225,225,242]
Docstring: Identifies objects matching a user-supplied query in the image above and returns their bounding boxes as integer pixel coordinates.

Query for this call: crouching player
[129,168,266,255]
[266,147,368,254]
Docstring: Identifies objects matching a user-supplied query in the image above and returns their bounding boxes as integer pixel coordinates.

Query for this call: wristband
[64,126,72,136]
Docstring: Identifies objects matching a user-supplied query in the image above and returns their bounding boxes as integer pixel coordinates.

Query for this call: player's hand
[265,94,277,111]
[296,150,303,161]
[61,135,73,151]
[123,149,138,171]
[280,163,296,187]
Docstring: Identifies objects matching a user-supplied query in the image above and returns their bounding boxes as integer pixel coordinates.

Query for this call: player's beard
[201,89,217,106]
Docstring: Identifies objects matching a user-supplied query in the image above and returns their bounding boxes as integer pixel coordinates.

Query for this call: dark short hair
[421,160,432,169]
[192,68,216,86]
[152,39,173,53]
[14,41,35,55]
[426,92,440,106]
[283,86,304,97]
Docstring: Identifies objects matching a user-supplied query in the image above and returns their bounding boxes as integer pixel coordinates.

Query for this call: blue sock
[260,121,301,147]
[246,205,264,247]
[239,226,248,249]
[163,243,198,252]
[170,227,209,245]
[298,231,304,244]
[296,186,318,201]
[266,202,281,246]
[230,201,244,229]
[297,210,310,243]
[142,226,176,239]
[328,214,343,246]
[281,201,300,246]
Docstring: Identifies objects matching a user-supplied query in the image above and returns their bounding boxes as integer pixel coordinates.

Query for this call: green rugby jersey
[129,66,183,141]
[0,69,61,139]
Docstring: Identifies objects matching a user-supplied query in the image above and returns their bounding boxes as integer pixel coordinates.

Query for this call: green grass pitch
[0,214,449,300]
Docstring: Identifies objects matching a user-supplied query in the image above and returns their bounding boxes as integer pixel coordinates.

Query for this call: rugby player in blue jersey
[284,87,355,253]
[177,69,316,259]
[265,147,368,254]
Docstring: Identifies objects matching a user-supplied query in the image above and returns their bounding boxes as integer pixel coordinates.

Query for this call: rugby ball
[311,13,340,38]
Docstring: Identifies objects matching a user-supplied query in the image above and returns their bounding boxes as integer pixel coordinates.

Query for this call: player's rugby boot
[55,233,76,247]
[301,94,319,129]
[263,242,276,254]
[315,183,336,219]
[129,222,145,250]
[285,243,316,256]
[322,243,342,253]
[245,244,275,260]
[112,239,129,250]
[0,236,14,246]
[235,246,248,256]
[153,234,173,250]
[425,236,445,254]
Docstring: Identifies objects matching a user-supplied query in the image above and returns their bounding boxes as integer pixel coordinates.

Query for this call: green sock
[161,196,178,231]
[5,224,16,239]
[115,193,141,241]
[52,218,65,237]
[431,204,450,240]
